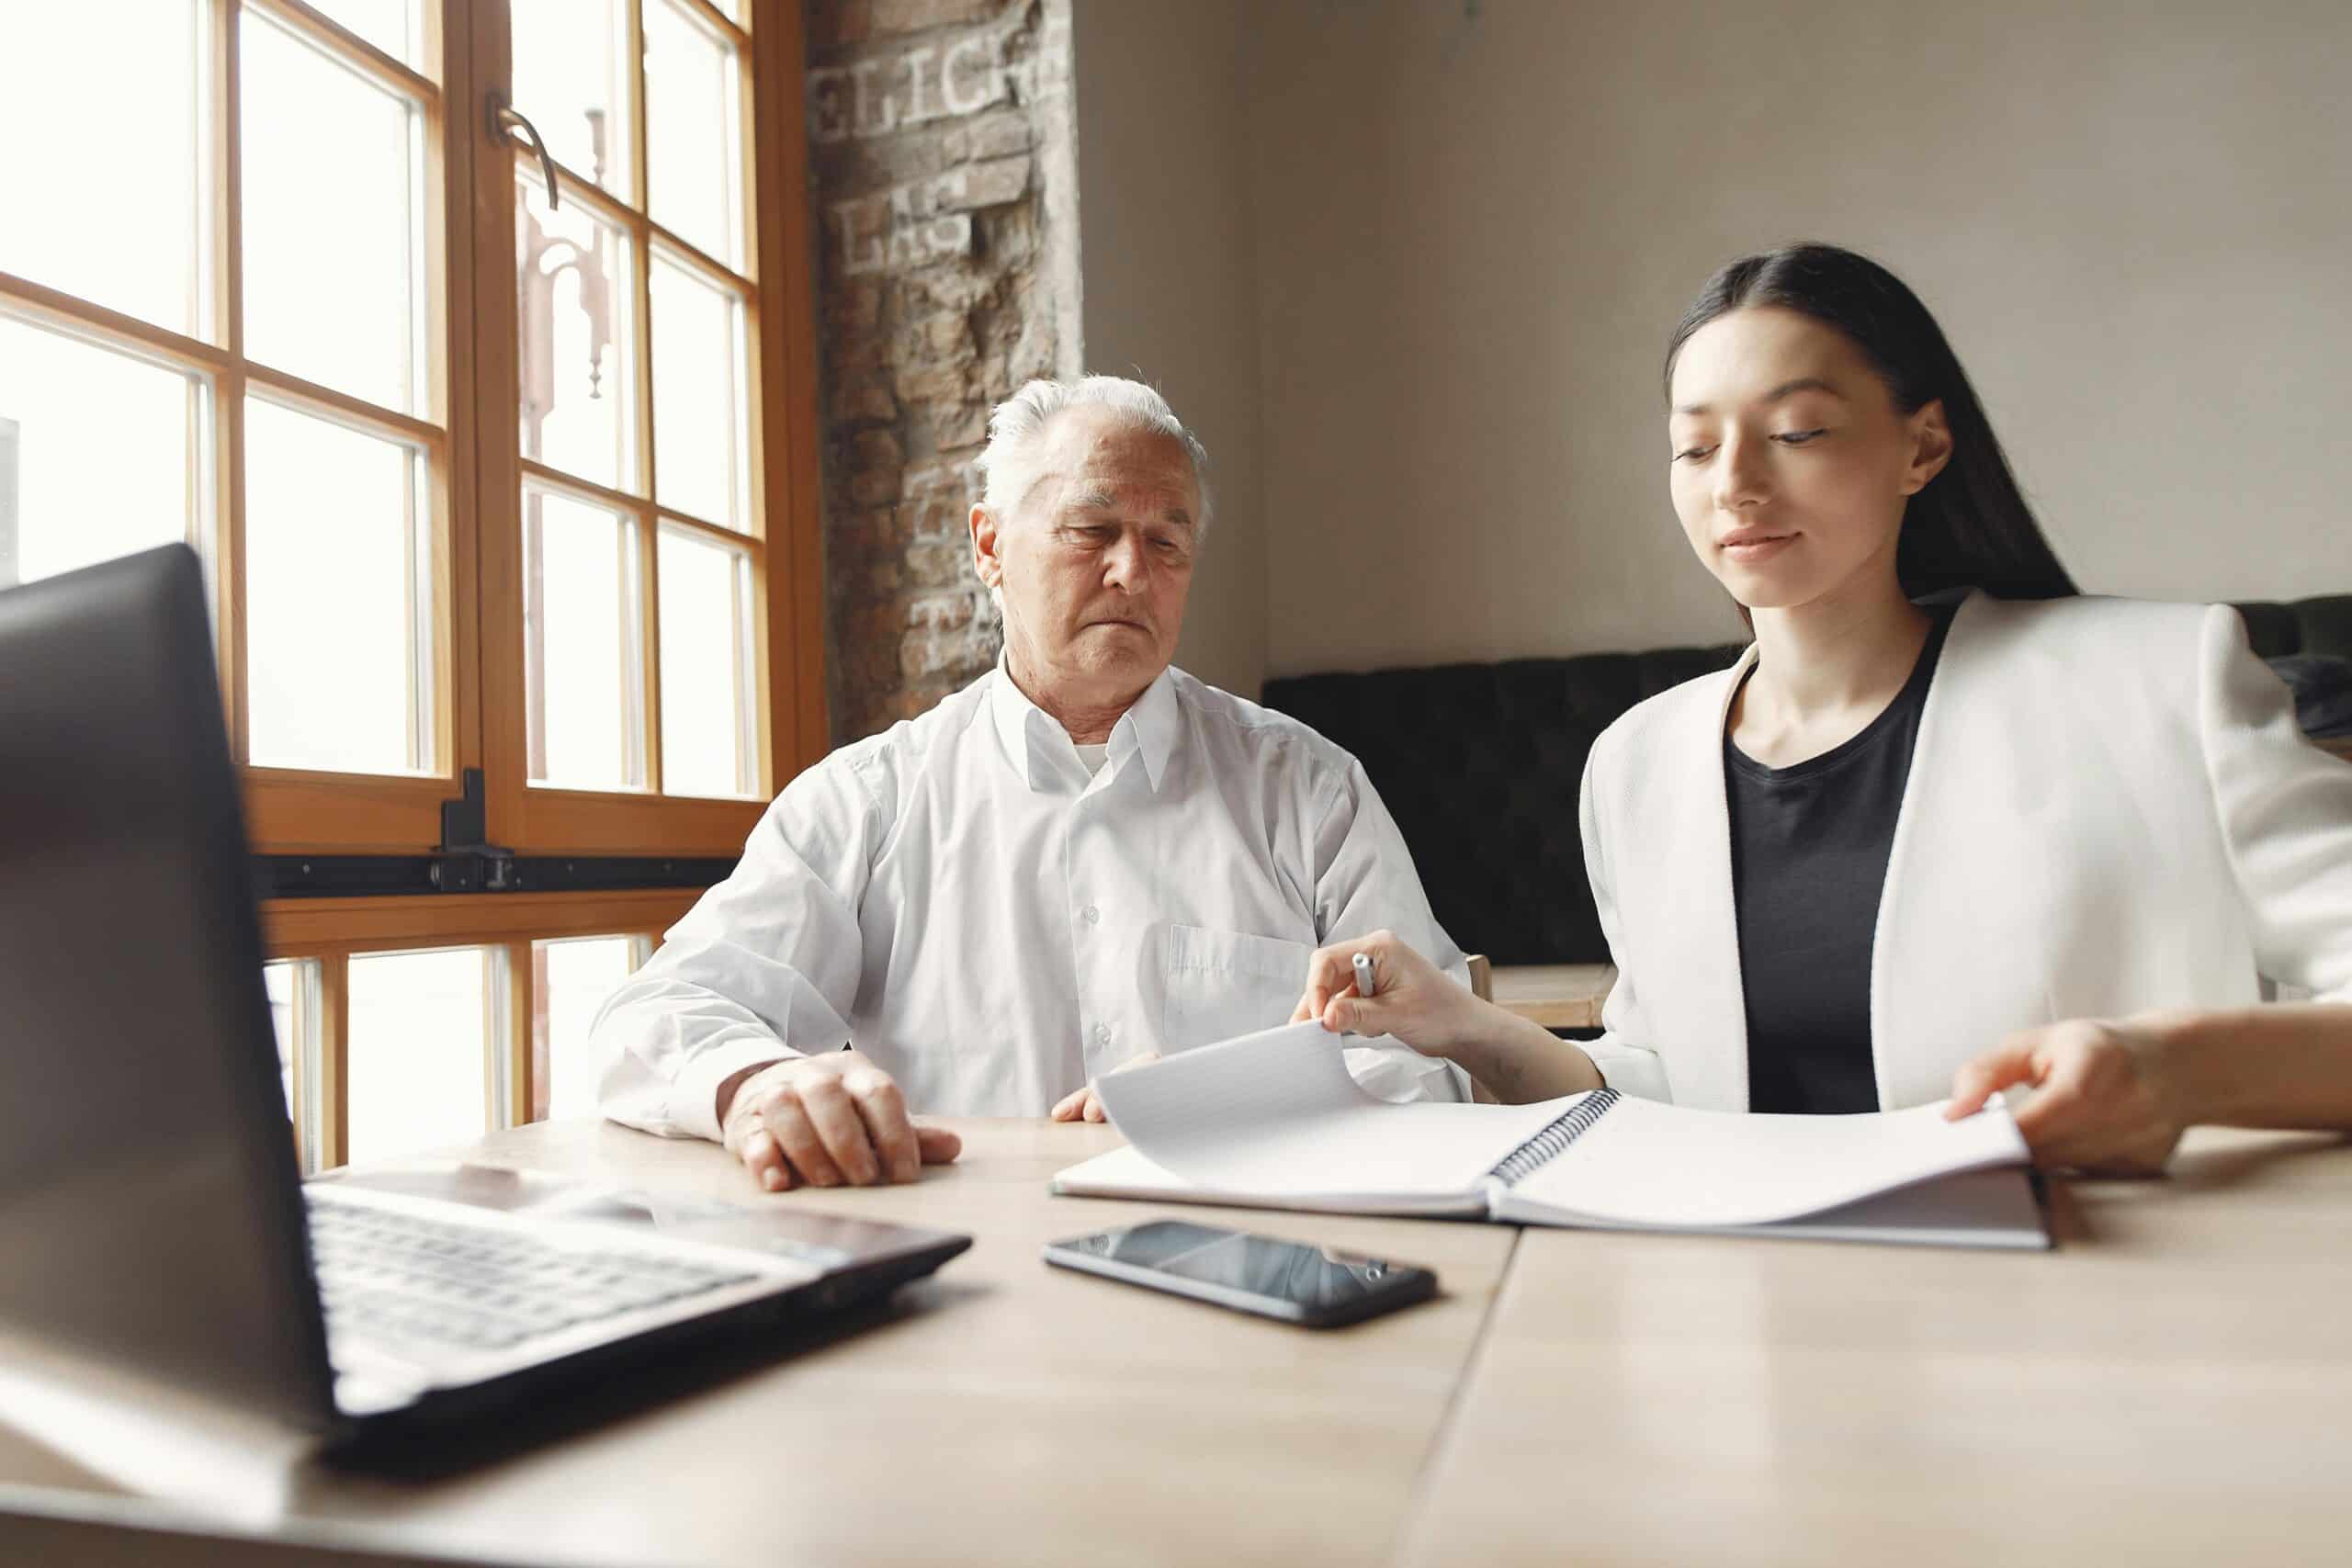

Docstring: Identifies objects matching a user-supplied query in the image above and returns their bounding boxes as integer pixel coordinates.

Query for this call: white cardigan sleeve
[1573,745,1676,1101]
[2198,604,2352,1002]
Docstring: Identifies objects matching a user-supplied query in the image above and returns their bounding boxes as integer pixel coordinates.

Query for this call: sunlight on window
[242,10,424,414]
[519,174,639,495]
[346,947,497,1165]
[644,0,743,268]
[527,488,642,790]
[0,316,198,589]
[261,956,332,1172]
[511,0,633,203]
[534,936,641,1120]
[303,0,422,69]
[0,3,204,335]
[263,960,300,1119]
[650,257,750,532]
[660,527,757,797]
[244,397,432,774]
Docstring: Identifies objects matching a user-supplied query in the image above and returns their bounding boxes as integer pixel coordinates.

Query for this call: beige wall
[1069,0,1269,700]
[1229,0,2351,677]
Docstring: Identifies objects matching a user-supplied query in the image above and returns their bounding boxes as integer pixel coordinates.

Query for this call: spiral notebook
[1052,1022,2048,1249]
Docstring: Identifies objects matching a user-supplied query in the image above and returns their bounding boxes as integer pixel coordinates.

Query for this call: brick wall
[804,0,1080,744]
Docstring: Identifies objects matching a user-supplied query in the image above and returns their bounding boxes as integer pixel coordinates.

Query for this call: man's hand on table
[1049,1052,1160,1124]
[718,1052,962,1191]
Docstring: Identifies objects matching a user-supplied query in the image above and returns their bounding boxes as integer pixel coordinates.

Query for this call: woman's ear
[1902,400,1954,495]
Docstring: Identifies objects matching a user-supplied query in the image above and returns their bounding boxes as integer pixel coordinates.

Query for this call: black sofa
[1260,595,2352,970]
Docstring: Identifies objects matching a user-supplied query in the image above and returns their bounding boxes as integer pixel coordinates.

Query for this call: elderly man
[594,376,1470,1190]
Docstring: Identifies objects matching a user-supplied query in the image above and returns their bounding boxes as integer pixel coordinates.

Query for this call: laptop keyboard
[306,1191,761,1359]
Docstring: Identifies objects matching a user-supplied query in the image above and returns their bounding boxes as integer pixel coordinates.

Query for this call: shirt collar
[988,662,1181,794]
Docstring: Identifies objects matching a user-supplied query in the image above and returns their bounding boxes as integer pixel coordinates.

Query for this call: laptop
[0,545,970,1452]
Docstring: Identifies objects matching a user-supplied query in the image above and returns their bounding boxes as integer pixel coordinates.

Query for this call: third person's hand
[1049,1051,1161,1123]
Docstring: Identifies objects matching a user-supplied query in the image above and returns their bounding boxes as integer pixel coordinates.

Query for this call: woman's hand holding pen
[1290,931,1481,1053]
[1291,933,1607,1103]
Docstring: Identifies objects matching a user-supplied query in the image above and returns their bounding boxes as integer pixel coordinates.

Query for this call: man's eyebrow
[1673,377,1847,417]
[1061,490,1195,527]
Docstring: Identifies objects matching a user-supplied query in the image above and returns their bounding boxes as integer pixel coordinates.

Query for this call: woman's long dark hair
[1665,243,2077,604]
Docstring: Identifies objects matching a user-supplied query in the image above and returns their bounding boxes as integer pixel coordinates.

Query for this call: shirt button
[1081,905,1101,925]
[1093,1022,1112,1044]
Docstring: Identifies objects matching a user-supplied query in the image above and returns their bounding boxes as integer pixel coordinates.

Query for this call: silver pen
[1351,952,1377,1008]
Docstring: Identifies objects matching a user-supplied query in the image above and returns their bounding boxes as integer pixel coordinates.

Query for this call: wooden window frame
[10,1,824,1168]
[263,887,701,1166]
[0,0,489,854]
[469,0,826,857]
[2,0,823,858]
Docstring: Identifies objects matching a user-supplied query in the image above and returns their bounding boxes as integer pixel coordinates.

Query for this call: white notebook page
[1499,1094,2029,1229]
[1093,1021,1573,1202]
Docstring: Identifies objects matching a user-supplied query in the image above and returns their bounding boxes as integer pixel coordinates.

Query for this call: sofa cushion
[2231,594,2352,661]
[1263,645,1743,965]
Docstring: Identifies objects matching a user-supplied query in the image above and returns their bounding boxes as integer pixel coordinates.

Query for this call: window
[263,891,698,1169]
[483,0,820,855]
[4,0,821,1165]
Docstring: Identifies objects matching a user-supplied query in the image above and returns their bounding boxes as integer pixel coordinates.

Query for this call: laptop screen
[0,546,335,1430]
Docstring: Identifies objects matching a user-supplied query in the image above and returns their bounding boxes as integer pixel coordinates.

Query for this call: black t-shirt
[1724,607,1954,1115]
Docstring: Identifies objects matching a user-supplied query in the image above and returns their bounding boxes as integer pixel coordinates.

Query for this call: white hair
[975,375,1215,538]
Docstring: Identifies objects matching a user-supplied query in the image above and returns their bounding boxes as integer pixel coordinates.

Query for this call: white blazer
[1577,592,2352,1110]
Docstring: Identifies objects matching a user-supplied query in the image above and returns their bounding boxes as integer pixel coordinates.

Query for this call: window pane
[245,398,433,773]
[659,527,756,798]
[644,0,743,269]
[243,11,423,412]
[0,315,198,588]
[526,487,643,791]
[346,948,494,1165]
[533,937,637,1121]
[263,961,300,1118]
[0,3,204,335]
[264,958,322,1171]
[519,173,640,494]
[303,0,422,69]
[511,0,632,204]
[650,257,748,530]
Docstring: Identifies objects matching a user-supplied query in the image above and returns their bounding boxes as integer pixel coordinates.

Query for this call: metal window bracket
[435,768,518,892]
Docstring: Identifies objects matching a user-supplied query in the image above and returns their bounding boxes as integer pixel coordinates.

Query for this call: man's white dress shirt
[595,664,1469,1140]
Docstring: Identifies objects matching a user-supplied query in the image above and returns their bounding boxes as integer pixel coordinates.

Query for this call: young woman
[1295,243,2352,1173]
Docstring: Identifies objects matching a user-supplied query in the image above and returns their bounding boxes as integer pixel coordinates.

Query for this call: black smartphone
[1042,1219,1438,1327]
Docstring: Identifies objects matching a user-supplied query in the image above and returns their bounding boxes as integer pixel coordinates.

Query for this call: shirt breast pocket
[1160,923,1312,1054]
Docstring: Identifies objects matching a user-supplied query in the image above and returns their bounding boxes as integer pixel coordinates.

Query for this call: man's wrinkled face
[973,407,1200,710]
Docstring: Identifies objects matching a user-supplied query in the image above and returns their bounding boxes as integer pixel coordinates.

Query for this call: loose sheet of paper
[1091,1021,1572,1207]
[1497,1094,2029,1229]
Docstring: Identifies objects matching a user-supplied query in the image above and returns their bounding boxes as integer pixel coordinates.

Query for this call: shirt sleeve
[2196,604,2352,1003]
[592,752,887,1142]
[1573,742,1675,1102]
[1310,757,1476,1104]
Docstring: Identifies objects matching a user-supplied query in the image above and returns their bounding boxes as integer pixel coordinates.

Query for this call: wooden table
[1489,963,1615,1029]
[0,1119,1517,1568]
[1398,1126,2352,1567]
[5,1122,2349,1565]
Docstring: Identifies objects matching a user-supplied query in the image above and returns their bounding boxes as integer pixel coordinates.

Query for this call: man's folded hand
[719,1052,962,1191]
